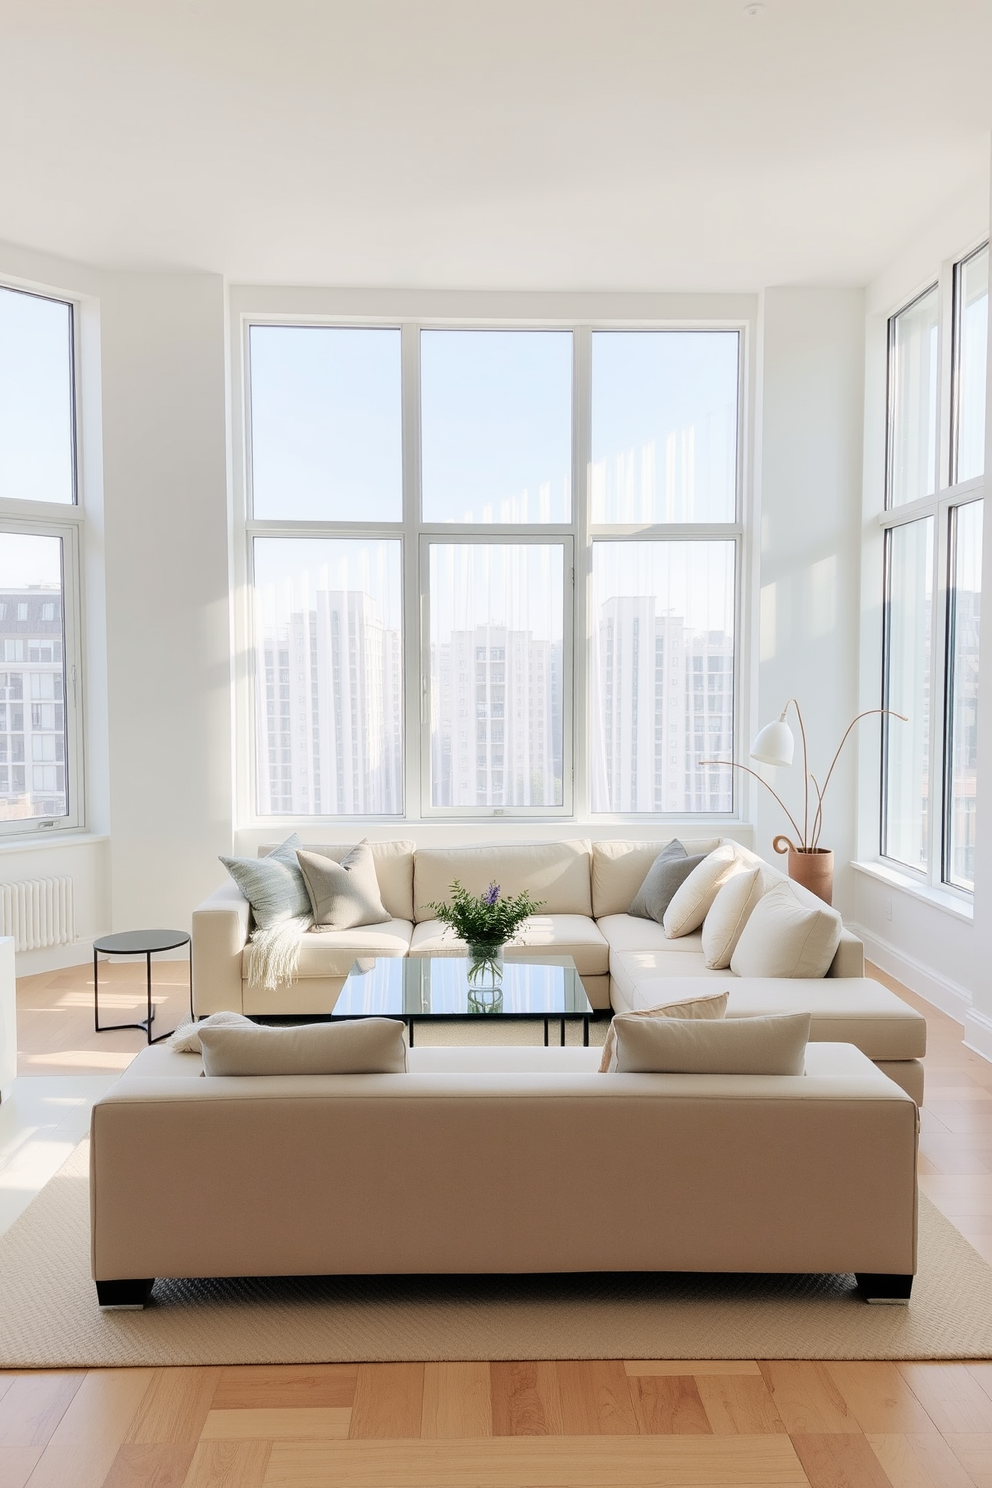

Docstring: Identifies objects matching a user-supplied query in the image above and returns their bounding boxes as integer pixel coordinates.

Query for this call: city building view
[0,583,68,821]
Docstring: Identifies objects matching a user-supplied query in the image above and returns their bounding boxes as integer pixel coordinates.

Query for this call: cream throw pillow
[663,843,746,938]
[613,1011,812,1075]
[599,990,729,1073]
[701,865,774,969]
[296,840,390,930]
[730,879,842,978]
[198,1016,408,1076]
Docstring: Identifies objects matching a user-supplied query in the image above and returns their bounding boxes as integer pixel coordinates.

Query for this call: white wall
[753,287,866,920]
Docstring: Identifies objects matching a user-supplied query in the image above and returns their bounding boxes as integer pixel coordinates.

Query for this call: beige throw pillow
[297,840,390,930]
[663,843,746,938]
[729,879,842,979]
[198,1016,408,1076]
[701,865,774,969]
[599,990,729,1073]
[613,1011,812,1075]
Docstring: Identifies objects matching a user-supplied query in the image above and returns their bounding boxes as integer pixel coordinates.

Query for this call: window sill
[0,830,109,855]
[851,859,974,923]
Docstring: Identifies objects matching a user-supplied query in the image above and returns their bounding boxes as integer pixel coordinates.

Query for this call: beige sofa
[90,1039,919,1309]
[191,836,927,1099]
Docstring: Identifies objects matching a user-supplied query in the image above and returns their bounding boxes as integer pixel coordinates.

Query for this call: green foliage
[427,879,545,947]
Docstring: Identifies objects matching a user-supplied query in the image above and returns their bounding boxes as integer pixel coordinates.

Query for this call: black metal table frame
[329,1010,590,1047]
[93,934,192,1046]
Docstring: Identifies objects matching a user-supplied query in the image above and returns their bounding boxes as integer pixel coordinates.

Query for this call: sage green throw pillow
[296,840,390,930]
[219,833,311,929]
[629,840,707,923]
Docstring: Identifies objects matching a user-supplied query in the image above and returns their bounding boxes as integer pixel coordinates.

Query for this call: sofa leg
[855,1272,913,1304]
[96,1278,154,1309]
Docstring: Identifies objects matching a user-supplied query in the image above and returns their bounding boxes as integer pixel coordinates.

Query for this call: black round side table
[93,929,192,1045]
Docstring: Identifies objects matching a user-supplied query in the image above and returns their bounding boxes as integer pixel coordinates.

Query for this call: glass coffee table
[334,955,593,1046]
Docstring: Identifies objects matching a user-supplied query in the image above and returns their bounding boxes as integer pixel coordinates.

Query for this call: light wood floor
[4,959,992,1488]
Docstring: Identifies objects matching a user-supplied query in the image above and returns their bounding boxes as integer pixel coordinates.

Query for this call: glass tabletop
[335,955,592,1019]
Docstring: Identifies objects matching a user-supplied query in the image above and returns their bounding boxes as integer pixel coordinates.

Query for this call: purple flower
[483,883,500,906]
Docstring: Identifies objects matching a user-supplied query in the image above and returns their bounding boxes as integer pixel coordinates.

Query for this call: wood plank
[966,1362,992,1403]
[260,1434,809,1487]
[101,1442,198,1488]
[900,1364,992,1433]
[490,1361,564,1437]
[348,1364,424,1440]
[210,1366,357,1411]
[944,1433,992,1487]
[825,1363,938,1434]
[125,1368,222,1444]
[420,1363,492,1439]
[21,1370,154,1488]
[182,1439,271,1488]
[865,1432,975,1488]
[556,1361,639,1436]
[624,1361,761,1376]
[759,1363,854,1434]
[695,1374,787,1435]
[0,1447,43,1488]
[0,1372,84,1448]
[200,1408,350,1440]
[790,1432,895,1488]
[628,1375,712,1435]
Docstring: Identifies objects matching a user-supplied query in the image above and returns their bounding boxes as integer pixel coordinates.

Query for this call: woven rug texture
[1,1142,991,1366]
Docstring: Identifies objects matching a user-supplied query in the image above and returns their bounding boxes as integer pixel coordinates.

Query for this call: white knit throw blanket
[244,914,313,990]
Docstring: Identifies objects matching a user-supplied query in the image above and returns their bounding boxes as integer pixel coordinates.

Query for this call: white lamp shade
[751,718,795,767]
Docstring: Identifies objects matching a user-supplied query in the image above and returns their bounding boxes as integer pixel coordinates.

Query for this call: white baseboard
[14,940,190,978]
[964,1006,992,1063]
[850,921,974,1023]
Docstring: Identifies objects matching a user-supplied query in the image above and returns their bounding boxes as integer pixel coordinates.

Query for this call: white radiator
[0,877,75,952]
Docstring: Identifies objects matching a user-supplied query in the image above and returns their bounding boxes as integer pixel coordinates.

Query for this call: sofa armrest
[828,927,864,978]
[191,881,250,1015]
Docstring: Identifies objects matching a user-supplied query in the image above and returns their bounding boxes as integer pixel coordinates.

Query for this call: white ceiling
[1,0,989,290]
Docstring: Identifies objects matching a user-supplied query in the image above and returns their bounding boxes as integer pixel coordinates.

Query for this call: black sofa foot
[96,1278,154,1309]
[855,1272,913,1304]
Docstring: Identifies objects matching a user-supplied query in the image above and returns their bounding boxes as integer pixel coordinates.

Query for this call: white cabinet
[0,937,15,1101]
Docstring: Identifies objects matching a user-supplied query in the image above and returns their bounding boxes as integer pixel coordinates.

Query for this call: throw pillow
[729,879,842,979]
[701,865,774,969]
[629,840,707,923]
[613,1010,812,1076]
[663,843,747,938]
[168,1010,252,1053]
[219,834,311,929]
[198,1016,408,1076]
[599,990,729,1072]
[296,840,390,930]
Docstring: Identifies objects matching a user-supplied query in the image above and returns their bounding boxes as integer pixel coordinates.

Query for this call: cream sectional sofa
[191,836,927,1099]
[90,1038,919,1308]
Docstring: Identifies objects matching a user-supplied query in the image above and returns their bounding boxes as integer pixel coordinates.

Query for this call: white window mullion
[401,322,422,819]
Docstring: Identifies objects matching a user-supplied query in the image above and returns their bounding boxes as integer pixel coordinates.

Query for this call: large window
[245,320,742,820]
[0,284,82,836]
[881,243,987,891]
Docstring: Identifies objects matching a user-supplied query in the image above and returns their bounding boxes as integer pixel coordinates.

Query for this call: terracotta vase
[771,836,834,905]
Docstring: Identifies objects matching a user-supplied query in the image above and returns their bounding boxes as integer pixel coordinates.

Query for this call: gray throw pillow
[198,1016,408,1076]
[219,834,311,929]
[296,840,390,930]
[629,841,707,923]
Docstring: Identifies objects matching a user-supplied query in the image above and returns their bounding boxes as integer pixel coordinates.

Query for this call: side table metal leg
[146,952,153,1045]
[93,948,100,1032]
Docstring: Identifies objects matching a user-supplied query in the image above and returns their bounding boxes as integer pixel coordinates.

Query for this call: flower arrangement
[427,880,545,951]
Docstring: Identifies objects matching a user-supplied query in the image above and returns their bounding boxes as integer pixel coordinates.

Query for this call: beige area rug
[1,1143,992,1367]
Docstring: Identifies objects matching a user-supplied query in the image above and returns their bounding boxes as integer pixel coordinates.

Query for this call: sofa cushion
[263,840,416,922]
[613,1011,811,1076]
[702,865,775,969]
[627,975,927,1061]
[409,914,609,977]
[599,989,729,1072]
[222,834,311,928]
[629,841,708,923]
[260,920,414,980]
[664,844,747,938]
[199,1016,408,1076]
[730,880,842,979]
[297,842,390,930]
[413,841,593,920]
[609,945,728,1009]
[591,838,723,919]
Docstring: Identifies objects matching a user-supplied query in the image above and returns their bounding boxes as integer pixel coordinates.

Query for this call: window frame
[878,241,988,898]
[235,308,749,827]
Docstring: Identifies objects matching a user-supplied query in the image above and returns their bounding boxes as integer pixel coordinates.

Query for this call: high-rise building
[0,585,67,821]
